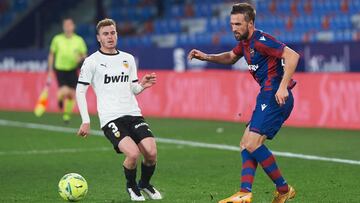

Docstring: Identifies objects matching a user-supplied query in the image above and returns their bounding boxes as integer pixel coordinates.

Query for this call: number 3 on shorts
[108,122,120,138]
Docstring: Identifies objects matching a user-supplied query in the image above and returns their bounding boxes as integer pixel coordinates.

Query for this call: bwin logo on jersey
[248,64,259,71]
[104,72,129,84]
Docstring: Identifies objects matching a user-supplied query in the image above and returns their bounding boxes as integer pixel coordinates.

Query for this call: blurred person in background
[48,17,87,123]
[188,3,299,203]
[76,18,162,201]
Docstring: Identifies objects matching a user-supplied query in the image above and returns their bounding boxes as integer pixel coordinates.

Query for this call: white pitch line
[0,147,111,156]
[0,119,359,166]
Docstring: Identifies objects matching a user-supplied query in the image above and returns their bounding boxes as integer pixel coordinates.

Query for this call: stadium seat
[92,0,360,47]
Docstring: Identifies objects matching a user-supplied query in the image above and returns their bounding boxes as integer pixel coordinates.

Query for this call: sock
[123,166,137,188]
[57,93,64,109]
[251,145,289,194]
[240,149,258,192]
[139,162,156,188]
[63,99,75,120]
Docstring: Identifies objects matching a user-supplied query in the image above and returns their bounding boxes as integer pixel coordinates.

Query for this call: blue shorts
[249,90,294,139]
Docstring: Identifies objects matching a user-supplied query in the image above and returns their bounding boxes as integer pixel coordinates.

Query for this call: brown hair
[62,17,74,23]
[231,3,256,23]
[96,18,116,34]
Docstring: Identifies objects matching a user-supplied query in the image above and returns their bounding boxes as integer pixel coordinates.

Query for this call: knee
[242,141,261,153]
[69,89,76,98]
[144,149,157,164]
[240,141,246,151]
[126,151,141,163]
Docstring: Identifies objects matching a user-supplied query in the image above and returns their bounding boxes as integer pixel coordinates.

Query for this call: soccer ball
[58,173,88,202]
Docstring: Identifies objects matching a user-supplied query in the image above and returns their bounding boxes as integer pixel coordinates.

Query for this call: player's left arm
[276,46,300,106]
[140,73,157,89]
[129,55,156,95]
[130,73,157,95]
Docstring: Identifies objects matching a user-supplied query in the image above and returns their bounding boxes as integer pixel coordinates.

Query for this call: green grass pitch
[0,111,359,202]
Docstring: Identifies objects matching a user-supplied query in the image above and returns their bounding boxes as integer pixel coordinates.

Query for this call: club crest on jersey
[249,48,255,57]
[123,60,129,68]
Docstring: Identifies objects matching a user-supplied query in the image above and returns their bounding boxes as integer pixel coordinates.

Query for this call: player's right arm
[76,58,94,137]
[48,36,57,77]
[76,83,90,137]
[47,52,54,72]
[187,49,240,65]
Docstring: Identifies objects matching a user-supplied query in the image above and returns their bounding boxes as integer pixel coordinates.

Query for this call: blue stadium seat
[176,33,188,46]
[101,0,360,47]
[13,0,28,12]
[194,4,212,18]
[167,19,181,33]
[219,33,234,45]
[154,20,167,34]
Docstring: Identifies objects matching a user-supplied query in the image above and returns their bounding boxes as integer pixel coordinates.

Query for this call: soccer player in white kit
[76,18,162,201]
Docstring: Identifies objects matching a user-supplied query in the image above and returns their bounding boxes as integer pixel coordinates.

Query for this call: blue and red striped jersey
[232,30,295,91]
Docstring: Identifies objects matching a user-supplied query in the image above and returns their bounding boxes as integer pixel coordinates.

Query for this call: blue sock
[251,145,289,193]
[240,149,258,192]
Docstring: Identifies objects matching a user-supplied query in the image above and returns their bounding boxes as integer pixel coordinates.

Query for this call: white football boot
[140,184,162,200]
[127,187,145,201]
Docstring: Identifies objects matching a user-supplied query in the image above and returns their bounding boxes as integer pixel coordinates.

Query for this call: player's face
[97,25,118,50]
[63,19,75,35]
[230,13,253,41]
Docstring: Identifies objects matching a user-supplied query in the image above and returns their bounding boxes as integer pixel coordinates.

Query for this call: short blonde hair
[96,18,116,34]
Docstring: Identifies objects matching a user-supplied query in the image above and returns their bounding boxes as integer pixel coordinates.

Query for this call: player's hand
[188,49,208,61]
[77,123,90,137]
[47,68,54,78]
[140,72,157,88]
[275,87,289,106]
[46,70,53,85]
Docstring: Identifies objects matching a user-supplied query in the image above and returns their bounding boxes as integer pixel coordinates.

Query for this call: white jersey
[78,50,142,127]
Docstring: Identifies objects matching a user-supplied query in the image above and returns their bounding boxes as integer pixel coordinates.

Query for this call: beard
[234,29,249,41]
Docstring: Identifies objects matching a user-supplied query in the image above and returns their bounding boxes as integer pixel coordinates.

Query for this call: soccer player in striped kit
[188,3,299,203]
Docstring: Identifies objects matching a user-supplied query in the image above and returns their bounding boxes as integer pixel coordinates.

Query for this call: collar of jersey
[99,49,120,56]
[241,29,259,45]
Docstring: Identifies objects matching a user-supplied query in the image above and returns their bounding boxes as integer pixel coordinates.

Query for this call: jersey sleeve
[255,33,285,58]
[232,43,244,56]
[78,58,95,85]
[129,56,139,83]
[50,35,58,53]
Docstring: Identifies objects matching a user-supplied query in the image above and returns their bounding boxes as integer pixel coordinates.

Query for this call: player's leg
[242,131,295,203]
[62,70,77,123]
[119,137,141,184]
[243,132,295,203]
[62,87,76,122]
[243,131,295,203]
[218,126,258,203]
[268,92,295,203]
[239,126,258,193]
[103,118,145,201]
[56,86,65,108]
[138,137,157,187]
[220,90,295,203]
[54,70,66,110]
[118,137,145,201]
[59,86,73,122]
[243,131,288,190]
[134,118,162,200]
